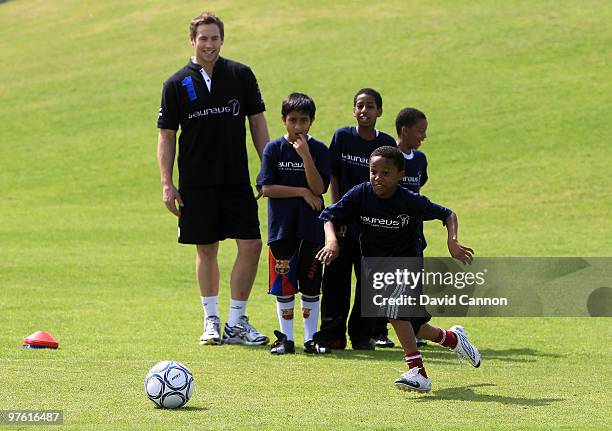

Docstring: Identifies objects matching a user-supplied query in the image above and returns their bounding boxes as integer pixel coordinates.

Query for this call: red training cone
[23,331,59,349]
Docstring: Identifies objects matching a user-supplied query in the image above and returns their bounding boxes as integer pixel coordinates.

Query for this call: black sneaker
[313,330,346,350]
[416,338,428,347]
[351,338,376,350]
[304,340,331,354]
[270,331,295,355]
[374,335,395,348]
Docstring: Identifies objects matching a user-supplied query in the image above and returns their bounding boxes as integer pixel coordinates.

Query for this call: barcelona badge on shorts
[269,249,298,296]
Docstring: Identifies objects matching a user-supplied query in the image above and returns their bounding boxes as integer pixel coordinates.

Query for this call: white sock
[201,296,218,319]
[301,294,320,342]
[227,299,247,326]
[276,296,295,341]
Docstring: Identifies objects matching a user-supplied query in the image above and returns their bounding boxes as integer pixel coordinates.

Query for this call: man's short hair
[190,12,224,40]
[281,93,316,119]
[353,88,383,109]
[370,146,405,171]
[395,108,427,135]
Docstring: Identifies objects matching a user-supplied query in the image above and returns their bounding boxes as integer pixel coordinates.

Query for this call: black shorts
[391,315,432,335]
[178,185,261,244]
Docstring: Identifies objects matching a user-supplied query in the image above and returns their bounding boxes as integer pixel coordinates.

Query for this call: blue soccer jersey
[400,149,429,252]
[320,183,451,257]
[258,136,331,245]
[400,150,428,193]
[329,126,396,198]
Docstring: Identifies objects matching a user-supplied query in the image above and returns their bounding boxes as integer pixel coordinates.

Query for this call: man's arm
[444,212,474,264]
[157,128,183,216]
[248,112,270,159]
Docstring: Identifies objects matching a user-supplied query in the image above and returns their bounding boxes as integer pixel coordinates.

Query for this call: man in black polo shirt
[157,12,270,346]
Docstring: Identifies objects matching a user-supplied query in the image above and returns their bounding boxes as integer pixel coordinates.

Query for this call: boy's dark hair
[370,146,405,172]
[190,12,224,40]
[395,108,427,135]
[353,88,383,108]
[281,93,316,118]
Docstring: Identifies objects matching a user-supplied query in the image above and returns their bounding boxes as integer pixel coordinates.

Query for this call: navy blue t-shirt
[400,149,429,252]
[257,136,331,245]
[329,126,396,198]
[320,183,451,257]
[400,150,428,192]
[157,57,266,188]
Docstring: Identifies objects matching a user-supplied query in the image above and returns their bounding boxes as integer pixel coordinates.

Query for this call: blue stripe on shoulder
[180,76,197,101]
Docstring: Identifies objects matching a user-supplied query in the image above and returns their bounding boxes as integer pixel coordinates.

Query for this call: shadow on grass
[325,346,562,364]
[163,406,210,412]
[411,383,564,406]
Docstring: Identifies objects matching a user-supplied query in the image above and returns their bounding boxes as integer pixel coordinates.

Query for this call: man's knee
[196,243,219,261]
[237,239,262,257]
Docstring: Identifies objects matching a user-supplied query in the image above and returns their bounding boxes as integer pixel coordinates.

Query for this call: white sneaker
[199,316,222,345]
[223,315,269,346]
[394,367,431,393]
[449,325,481,368]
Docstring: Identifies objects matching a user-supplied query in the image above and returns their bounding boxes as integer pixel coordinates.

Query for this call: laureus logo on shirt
[341,153,369,167]
[360,214,410,229]
[277,161,310,171]
[402,172,421,186]
[187,99,241,119]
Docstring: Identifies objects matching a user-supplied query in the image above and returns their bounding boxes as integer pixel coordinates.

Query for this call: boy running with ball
[316,146,481,392]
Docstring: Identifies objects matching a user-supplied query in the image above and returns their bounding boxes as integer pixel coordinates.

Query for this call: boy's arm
[444,212,474,264]
[261,185,323,211]
[412,193,473,264]
[330,175,341,203]
[316,221,340,265]
[293,134,324,196]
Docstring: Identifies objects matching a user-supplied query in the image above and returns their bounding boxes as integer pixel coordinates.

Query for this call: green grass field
[1,0,611,429]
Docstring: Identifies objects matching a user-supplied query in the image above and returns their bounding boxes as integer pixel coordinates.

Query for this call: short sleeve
[157,80,180,130]
[320,184,362,225]
[412,193,451,222]
[242,66,266,117]
[256,141,277,188]
[328,130,343,178]
[421,154,428,187]
[314,143,331,194]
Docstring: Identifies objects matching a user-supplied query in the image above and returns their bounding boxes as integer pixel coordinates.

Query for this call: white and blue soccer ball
[144,360,195,409]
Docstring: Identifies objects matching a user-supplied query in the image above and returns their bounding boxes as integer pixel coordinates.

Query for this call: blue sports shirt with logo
[320,182,451,257]
[257,136,331,245]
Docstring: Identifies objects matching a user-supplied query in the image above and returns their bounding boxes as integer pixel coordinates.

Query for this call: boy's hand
[292,134,311,160]
[448,239,474,265]
[316,240,340,265]
[301,189,323,211]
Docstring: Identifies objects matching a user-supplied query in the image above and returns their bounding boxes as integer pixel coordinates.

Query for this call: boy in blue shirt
[380,107,430,347]
[317,146,480,392]
[317,88,397,351]
[258,93,331,355]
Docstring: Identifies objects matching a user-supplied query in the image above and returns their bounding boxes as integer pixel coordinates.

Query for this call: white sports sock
[201,296,218,319]
[227,299,247,326]
[276,296,295,341]
[301,294,320,342]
